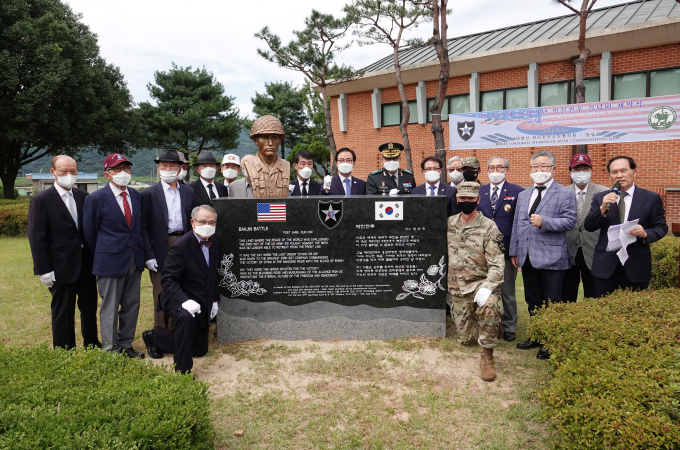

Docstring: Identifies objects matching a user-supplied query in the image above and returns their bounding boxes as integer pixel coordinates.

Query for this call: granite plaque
[212,195,448,343]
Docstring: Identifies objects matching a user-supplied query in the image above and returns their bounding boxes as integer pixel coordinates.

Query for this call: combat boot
[480,347,496,382]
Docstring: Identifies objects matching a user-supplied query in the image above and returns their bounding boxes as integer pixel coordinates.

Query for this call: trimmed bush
[650,236,680,290]
[0,346,214,449]
[0,199,29,236]
[530,289,680,449]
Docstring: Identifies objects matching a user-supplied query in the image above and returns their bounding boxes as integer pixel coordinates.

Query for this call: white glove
[39,272,56,287]
[210,302,218,320]
[323,175,332,190]
[145,259,158,272]
[474,288,493,307]
[181,300,202,317]
[288,183,295,193]
[389,188,399,196]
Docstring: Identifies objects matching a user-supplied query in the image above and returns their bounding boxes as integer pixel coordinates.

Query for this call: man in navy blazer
[584,156,667,297]
[142,205,220,374]
[321,148,367,196]
[83,153,145,358]
[478,156,524,342]
[141,149,195,332]
[410,156,459,217]
[188,151,229,205]
[289,149,322,196]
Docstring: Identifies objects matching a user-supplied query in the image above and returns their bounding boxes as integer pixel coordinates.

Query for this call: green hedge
[0,199,29,237]
[0,346,214,449]
[529,289,680,449]
[650,236,680,290]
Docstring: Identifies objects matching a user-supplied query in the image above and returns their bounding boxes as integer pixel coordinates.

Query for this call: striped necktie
[619,191,628,223]
[491,186,499,209]
[577,190,585,213]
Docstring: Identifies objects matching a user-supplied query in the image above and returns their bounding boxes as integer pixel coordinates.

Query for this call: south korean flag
[375,201,403,220]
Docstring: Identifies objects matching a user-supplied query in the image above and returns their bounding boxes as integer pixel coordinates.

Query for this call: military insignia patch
[318,200,343,229]
[494,232,505,253]
[504,204,511,212]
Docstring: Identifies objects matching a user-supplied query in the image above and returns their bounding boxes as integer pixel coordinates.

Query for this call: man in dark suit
[28,155,100,349]
[584,156,667,297]
[366,143,416,195]
[83,153,145,358]
[411,156,459,217]
[289,149,322,196]
[142,205,220,374]
[321,148,367,196]
[141,149,195,332]
[188,151,228,205]
[478,156,524,342]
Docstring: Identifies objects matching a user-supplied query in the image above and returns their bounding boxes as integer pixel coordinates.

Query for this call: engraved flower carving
[218,254,266,297]
[397,256,446,301]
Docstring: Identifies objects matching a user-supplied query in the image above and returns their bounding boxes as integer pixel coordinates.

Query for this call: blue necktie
[491,186,499,209]
[429,185,436,196]
[344,178,351,196]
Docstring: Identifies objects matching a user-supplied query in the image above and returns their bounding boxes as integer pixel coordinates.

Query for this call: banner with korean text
[448,94,680,150]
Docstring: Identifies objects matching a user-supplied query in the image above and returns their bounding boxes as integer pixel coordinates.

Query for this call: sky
[64,0,627,117]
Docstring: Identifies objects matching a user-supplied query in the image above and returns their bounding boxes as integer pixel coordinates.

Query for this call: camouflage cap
[461,156,480,169]
[249,115,286,140]
[456,181,480,197]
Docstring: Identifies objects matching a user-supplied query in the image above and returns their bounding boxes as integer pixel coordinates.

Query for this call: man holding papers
[584,156,667,297]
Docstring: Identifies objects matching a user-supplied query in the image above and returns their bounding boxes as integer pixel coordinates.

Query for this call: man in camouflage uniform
[461,156,483,185]
[447,181,505,381]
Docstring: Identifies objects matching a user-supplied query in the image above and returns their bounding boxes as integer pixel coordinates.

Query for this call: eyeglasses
[108,166,131,174]
[448,168,461,173]
[488,165,507,173]
[530,165,553,172]
[194,220,217,226]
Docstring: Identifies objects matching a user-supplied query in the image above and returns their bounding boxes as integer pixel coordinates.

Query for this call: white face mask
[488,172,505,184]
[223,168,238,179]
[178,168,187,180]
[194,224,215,238]
[159,170,178,183]
[200,167,216,179]
[571,171,591,186]
[337,163,354,174]
[111,171,131,186]
[449,170,464,183]
[530,171,552,185]
[56,174,78,190]
[297,167,313,179]
[384,161,400,172]
[424,171,441,183]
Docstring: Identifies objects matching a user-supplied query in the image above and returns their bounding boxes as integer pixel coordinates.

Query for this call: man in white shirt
[410,156,458,217]
[321,148,367,195]
[289,150,321,196]
[188,151,229,205]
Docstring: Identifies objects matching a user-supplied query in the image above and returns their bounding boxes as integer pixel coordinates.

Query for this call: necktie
[200,239,212,248]
[64,192,78,228]
[302,182,308,196]
[429,185,436,196]
[529,186,546,216]
[343,178,351,196]
[120,191,132,228]
[619,191,628,223]
[577,191,585,213]
[491,186,499,209]
[207,183,216,201]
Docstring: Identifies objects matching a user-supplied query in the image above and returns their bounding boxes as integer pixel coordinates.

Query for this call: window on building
[650,68,680,97]
[613,73,647,100]
[449,94,470,115]
[481,87,527,111]
[427,97,449,122]
[569,79,601,103]
[613,68,680,100]
[381,103,401,127]
[481,91,503,111]
[408,100,418,124]
[540,82,569,106]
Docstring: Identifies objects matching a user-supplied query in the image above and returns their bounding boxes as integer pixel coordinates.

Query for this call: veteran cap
[461,156,480,169]
[569,153,592,168]
[379,142,404,158]
[222,153,241,166]
[103,153,132,170]
[456,181,480,197]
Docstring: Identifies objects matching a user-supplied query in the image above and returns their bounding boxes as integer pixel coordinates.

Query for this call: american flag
[257,203,286,222]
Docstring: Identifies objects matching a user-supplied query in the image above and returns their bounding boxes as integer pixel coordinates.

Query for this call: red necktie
[120,191,132,228]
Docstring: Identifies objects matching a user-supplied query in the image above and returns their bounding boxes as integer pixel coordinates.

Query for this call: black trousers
[521,255,565,316]
[563,247,597,302]
[154,308,209,374]
[594,262,649,298]
[48,263,99,349]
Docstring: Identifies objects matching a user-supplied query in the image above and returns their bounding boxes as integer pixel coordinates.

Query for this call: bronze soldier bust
[242,115,291,198]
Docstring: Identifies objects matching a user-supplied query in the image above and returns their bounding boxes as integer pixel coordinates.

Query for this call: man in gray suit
[509,150,577,360]
[563,153,606,302]
[229,155,254,199]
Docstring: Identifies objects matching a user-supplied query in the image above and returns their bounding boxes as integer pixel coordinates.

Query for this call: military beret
[461,156,480,169]
[379,142,404,158]
[456,181,480,197]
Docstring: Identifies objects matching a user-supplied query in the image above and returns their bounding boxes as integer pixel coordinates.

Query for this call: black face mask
[458,201,477,214]
[463,170,479,182]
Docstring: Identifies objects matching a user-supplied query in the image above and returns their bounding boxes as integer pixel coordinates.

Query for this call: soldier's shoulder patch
[369,169,382,175]
[492,231,505,253]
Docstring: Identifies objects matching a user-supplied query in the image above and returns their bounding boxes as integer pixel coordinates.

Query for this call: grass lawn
[0,236,563,449]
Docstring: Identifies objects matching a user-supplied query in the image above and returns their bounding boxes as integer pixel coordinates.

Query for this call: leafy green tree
[249,81,309,159]
[287,141,331,180]
[0,0,142,199]
[301,80,330,147]
[139,64,241,165]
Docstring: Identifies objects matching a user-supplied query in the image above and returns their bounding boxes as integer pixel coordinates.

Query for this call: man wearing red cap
[564,154,607,301]
[83,153,145,358]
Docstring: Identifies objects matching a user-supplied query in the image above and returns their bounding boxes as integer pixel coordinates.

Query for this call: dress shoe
[142,330,163,359]
[121,347,145,359]
[503,332,516,342]
[536,347,551,360]
[516,338,541,350]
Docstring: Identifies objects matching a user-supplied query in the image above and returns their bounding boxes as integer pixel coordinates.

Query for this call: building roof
[362,0,680,74]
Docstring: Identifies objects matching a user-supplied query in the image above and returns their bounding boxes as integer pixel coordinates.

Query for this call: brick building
[320,0,680,224]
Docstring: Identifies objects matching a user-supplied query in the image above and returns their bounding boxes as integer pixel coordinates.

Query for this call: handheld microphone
[604,182,621,217]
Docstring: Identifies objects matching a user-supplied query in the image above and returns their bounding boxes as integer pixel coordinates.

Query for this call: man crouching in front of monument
[142,205,220,374]
[447,182,505,381]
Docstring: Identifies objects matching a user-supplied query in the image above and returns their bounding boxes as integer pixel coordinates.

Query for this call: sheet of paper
[617,245,629,265]
[619,219,639,249]
[607,224,623,251]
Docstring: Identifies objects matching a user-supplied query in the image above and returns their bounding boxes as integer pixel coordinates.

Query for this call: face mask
[458,200,477,214]
[449,170,464,183]
[571,171,591,185]
[178,169,187,180]
[463,170,479,182]
[530,171,552,185]
[338,163,354,174]
[223,168,238,179]
[194,224,215,238]
[56,174,77,189]
[424,171,441,183]
[111,171,131,186]
[159,170,178,183]
[488,172,505,184]
[298,167,313,179]
[384,161,400,172]
[200,167,216,179]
